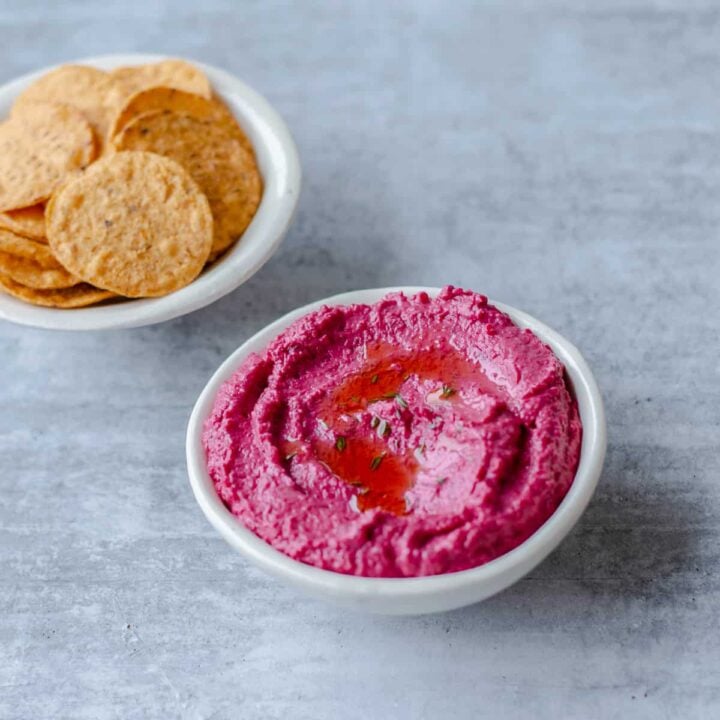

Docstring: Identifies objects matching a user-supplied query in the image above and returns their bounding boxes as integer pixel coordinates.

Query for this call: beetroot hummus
[203,287,582,578]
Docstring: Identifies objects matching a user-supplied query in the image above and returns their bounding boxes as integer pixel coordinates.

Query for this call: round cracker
[114,112,262,256]
[0,250,78,289]
[0,228,65,266]
[111,59,211,101]
[0,272,113,307]
[0,205,46,241]
[210,92,253,151]
[0,229,77,289]
[13,65,123,154]
[0,103,96,212]
[108,86,238,141]
[46,151,213,298]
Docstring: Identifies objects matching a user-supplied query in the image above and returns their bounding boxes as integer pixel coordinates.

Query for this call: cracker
[0,272,113,307]
[0,103,96,212]
[13,65,123,154]
[46,151,213,297]
[109,86,237,140]
[0,205,46,241]
[0,228,62,265]
[114,112,262,256]
[0,250,78,289]
[111,59,212,101]
[210,92,253,151]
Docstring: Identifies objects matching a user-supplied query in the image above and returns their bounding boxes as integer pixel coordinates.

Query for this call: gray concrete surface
[1,1,719,718]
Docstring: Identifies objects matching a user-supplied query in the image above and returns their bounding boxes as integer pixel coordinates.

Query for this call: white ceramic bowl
[186,287,606,615]
[0,54,301,330]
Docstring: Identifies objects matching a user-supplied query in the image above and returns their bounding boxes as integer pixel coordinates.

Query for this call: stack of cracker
[0,59,262,308]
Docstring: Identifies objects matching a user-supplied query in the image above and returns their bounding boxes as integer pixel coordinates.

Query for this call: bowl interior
[186,287,606,612]
[0,54,301,330]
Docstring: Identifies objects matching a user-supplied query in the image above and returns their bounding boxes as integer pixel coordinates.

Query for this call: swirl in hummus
[203,287,582,578]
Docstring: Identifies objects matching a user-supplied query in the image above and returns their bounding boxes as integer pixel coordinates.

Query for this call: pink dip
[203,287,582,577]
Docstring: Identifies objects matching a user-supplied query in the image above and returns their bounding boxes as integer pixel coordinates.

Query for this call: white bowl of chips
[0,54,301,330]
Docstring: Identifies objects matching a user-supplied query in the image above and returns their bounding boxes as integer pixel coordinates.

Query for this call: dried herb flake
[441,385,455,399]
[377,419,390,438]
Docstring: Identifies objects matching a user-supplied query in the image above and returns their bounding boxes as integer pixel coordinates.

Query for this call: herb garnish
[370,373,379,384]
[377,419,390,438]
[395,394,409,409]
[335,436,347,452]
[370,454,385,471]
[440,385,455,399]
[370,416,380,429]
[369,391,396,405]
[284,451,297,461]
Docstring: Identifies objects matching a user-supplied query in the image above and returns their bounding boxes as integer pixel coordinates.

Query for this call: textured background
[1,1,719,718]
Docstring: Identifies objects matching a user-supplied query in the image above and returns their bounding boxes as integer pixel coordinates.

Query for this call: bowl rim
[0,53,301,331]
[186,286,607,599]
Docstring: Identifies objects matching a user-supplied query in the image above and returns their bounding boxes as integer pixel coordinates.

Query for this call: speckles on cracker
[114,112,262,257]
[46,151,213,297]
[0,103,96,212]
